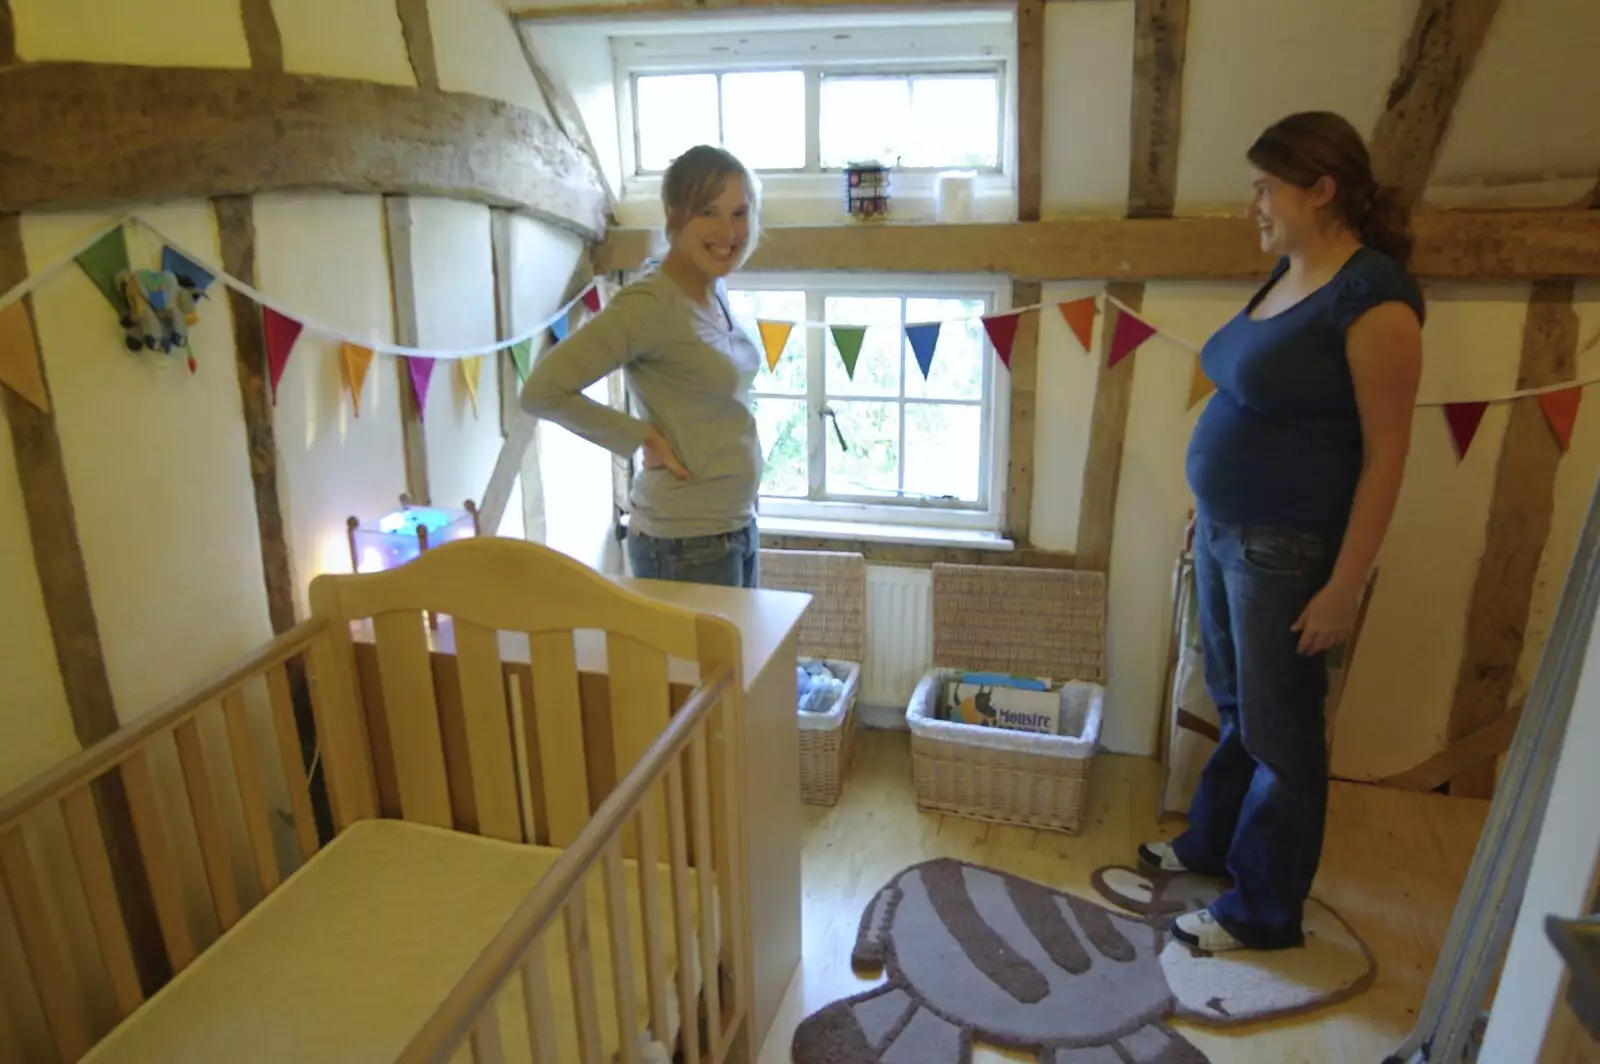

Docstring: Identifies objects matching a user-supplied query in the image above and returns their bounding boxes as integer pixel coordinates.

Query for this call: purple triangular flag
[407,357,436,417]
[906,322,941,379]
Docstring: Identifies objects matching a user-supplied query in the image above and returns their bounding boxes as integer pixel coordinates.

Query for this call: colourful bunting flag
[1444,402,1488,461]
[0,301,49,412]
[408,357,436,417]
[831,325,867,379]
[1108,308,1157,368]
[510,338,534,381]
[262,307,303,405]
[1539,387,1582,451]
[1187,357,1215,409]
[550,315,570,343]
[1059,297,1097,352]
[757,320,793,372]
[461,355,483,418]
[161,246,215,296]
[582,286,602,314]
[74,225,131,316]
[981,312,1022,370]
[906,322,941,380]
[341,342,374,418]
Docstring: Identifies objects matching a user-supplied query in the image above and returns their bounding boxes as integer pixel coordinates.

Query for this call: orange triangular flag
[461,356,484,419]
[0,301,49,412]
[1187,357,1215,409]
[1539,386,1582,452]
[340,342,374,418]
[1058,297,1097,352]
[757,320,793,372]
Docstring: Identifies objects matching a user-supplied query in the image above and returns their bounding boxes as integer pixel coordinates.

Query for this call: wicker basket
[909,563,1108,833]
[760,549,866,806]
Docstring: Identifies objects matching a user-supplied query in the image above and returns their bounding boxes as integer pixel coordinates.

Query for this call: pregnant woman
[1139,112,1426,952]
[520,145,766,588]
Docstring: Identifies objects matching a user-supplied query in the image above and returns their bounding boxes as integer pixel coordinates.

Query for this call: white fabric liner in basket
[796,658,861,733]
[906,668,1103,756]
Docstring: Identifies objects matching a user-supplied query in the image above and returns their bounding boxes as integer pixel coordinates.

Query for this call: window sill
[758,516,1013,551]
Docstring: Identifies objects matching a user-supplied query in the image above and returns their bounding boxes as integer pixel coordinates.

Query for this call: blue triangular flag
[161,246,215,297]
[906,322,941,379]
[550,314,570,343]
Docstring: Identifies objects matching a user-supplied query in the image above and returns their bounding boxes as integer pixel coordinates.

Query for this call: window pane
[721,71,806,170]
[904,298,986,400]
[826,401,899,497]
[906,76,999,168]
[753,397,808,498]
[819,76,910,169]
[904,403,982,502]
[728,289,807,395]
[636,74,719,172]
[824,296,900,398]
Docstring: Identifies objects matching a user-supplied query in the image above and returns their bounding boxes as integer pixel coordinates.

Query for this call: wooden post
[385,195,431,505]
[0,0,15,67]
[1004,0,1045,548]
[1076,282,1144,571]
[396,0,440,91]
[239,0,284,73]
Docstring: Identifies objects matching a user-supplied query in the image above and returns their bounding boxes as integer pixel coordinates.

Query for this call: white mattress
[82,819,716,1064]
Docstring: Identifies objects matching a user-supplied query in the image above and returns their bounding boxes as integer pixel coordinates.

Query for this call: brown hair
[1247,111,1413,269]
[660,145,762,263]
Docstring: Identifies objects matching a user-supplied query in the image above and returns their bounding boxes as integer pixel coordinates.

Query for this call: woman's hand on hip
[1291,579,1362,656]
[642,427,689,480]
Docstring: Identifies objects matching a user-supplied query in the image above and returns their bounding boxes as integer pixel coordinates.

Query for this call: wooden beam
[759,533,1077,570]
[1075,283,1141,571]
[513,0,1013,21]
[0,0,16,67]
[0,62,607,239]
[384,195,430,505]
[240,0,284,73]
[1126,0,1189,219]
[1370,0,1504,208]
[1004,0,1045,548]
[0,214,169,994]
[396,0,440,92]
[1448,279,1580,798]
[1379,705,1523,792]
[511,14,616,212]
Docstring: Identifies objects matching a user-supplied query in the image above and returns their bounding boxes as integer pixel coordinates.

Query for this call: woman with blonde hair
[521,145,766,587]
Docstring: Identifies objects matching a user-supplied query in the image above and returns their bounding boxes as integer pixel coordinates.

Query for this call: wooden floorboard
[758,730,1491,1064]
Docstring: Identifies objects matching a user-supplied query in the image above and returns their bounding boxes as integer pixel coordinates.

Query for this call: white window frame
[728,271,1012,533]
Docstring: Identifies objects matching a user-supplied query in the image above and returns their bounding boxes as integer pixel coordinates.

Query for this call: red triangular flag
[1539,387,1582,452]
[1107,308,1157,369]
[981,312,1022,369]
[408,357,436,417]
[1058,297,1097,352]
[1444,402,1488,461]
[582,286,602,314]
[263,308,303,405]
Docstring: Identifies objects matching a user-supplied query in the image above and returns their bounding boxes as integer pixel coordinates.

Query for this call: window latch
[821,405,849,454]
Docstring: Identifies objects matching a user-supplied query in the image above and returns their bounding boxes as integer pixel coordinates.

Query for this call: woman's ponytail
[1357,183,1414,270]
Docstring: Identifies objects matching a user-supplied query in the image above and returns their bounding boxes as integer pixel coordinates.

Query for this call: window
[726,274,1010,531]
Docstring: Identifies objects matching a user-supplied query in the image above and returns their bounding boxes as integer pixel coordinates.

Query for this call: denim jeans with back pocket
[625,522,760,589]
[1170,518,1340,948]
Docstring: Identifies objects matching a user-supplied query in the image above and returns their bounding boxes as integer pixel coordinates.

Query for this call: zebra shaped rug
[791,858,1376,1063]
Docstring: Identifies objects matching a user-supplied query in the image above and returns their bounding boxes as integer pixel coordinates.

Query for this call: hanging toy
[115,268,162,352]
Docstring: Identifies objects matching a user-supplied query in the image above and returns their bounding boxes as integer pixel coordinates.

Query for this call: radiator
[860,565,934,709]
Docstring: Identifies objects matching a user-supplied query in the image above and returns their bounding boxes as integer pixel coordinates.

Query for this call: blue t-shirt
[1185,247,1425,533]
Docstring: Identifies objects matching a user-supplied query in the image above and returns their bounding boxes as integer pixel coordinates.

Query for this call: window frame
[728,270,1012,533]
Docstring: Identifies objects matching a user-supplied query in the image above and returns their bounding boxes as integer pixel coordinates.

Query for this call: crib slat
[469,1008,506,1064]
[527,631,590,846]
[665,761,702,1064]
[267,663,321,862]
[122,749,196,970]
[371,611,453,827]
[688,730,723,1054]
[563,891,606,1064]
[222,690,281,896]
[174,717,242,931]
[454,620,522,842]
[710,690,748,1021]
[602,840,642,1064]
[60,789,143,1017]
[0,826,89,1063]
[634,786,671,1047]
[520,945,560,1064]
[606,633,670,859]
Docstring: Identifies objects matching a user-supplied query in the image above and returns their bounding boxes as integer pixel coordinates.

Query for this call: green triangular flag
[510,338,534,381]
[831,325,867,379]
[74,225,131,316]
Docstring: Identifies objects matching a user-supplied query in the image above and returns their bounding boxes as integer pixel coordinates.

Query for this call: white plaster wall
[271,0,416,85]
[430,0,552,117]
[1028,283,1105,552]
[10,0,251,66]
[1039,0,1134,217]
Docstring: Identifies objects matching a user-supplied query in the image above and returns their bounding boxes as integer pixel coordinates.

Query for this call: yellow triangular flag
[461,355,483,419]
[0,301,49,412]
[1187,356,1215,409]
[340,342,374,418]
[757,320,793,372]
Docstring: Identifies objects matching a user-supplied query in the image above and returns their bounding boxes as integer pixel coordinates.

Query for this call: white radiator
[860,565,934,711]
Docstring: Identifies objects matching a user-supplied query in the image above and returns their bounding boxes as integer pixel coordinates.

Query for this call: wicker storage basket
[760,549,866,806]
[909,563,1108,833]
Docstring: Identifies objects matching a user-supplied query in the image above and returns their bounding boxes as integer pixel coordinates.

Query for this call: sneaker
[1169,908,1244,953]
[1137,840,1189,873]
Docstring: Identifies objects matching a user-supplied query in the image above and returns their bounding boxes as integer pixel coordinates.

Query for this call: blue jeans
[626,522,760,588]
[1171,518,1339,949]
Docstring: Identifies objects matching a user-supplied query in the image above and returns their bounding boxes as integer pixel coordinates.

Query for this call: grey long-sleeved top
[519,269,764,540]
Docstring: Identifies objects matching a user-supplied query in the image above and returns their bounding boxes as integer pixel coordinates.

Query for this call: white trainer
[1170,908,1244,953]
[1136,840,1189,873]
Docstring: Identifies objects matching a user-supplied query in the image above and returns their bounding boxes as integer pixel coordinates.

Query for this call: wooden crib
[0,537,753,1064]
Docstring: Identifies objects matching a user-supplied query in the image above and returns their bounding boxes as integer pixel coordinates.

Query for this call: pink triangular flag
[1444,402,1488,461]
[582,286,602,314]
[1058,297,1097,352]
[407,357,436,417]
[263,308,303,404]
[1539,387,1582,452]
[1107,308,1157,369]
[981,312,1022,369]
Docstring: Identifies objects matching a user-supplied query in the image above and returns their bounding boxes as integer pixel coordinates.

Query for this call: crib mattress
[81,819,716,1064]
